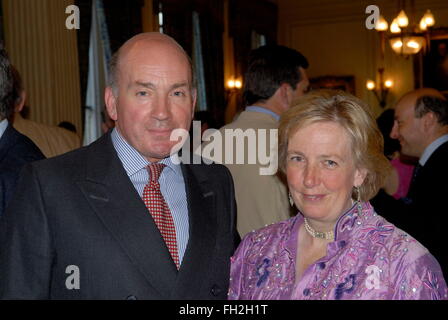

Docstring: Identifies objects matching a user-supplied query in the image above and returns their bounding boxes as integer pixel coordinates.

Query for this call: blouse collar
[283,202,382,268]
[291,201,376,249]
[334,201,375,241]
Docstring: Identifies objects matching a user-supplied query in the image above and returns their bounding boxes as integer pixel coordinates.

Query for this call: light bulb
[407,40,420,49]
[392,40,403,48]
[227,79,235,89]
[419,18,427,31]
[397,10,409,28]
[235,80,242,89]
[423,10,435,27]
[366,80,376,90]
[384,80,393,88]
[390,19,401,33]
[375,16,388,31]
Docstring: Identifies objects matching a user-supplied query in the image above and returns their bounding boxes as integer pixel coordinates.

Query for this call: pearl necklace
[303,218,334,241]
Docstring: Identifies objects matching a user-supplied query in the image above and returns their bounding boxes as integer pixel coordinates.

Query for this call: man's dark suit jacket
[0,132,239,299]
[0,123,45,217]
[371,140,448,279]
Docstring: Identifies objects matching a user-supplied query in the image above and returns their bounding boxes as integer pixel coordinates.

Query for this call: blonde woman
[229,90,447,300]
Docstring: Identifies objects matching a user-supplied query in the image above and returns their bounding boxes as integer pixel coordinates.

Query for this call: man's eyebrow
[131,81,189,90]
[133,81,156,89]
[170,82,189,90]
[287,150,303,155]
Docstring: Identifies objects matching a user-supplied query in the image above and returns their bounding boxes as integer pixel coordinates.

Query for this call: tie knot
[147,163,166,182]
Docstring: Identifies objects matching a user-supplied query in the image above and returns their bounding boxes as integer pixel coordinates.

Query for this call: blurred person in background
[9,65,80,158]
[0,46,44,217]
[376,109,416,200]
[212,45,309,237]
[371,88,448,279]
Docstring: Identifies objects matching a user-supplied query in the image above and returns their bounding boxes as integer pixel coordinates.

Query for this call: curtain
[192,11,207,111]
[83,0,111,145]
[196,1,225,127]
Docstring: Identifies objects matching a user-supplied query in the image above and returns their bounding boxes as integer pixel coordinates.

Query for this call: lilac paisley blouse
[229,202,448,300]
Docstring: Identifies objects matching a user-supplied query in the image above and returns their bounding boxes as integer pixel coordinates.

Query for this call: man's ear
[422,112,437,132]
[105,87,118,121]
[14,91,26,113]
[278,83,292,108]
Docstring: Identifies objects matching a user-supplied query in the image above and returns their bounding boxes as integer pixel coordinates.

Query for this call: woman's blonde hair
[278,89,391,201]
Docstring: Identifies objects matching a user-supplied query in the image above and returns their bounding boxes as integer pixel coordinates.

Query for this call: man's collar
[419,134,448,166]
[245,106,280,121]
[111,128,182,177]
[0,118,8,140]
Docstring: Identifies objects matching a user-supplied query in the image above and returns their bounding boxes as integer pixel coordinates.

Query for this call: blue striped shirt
[111,128,189,265]
[0,119,8,139]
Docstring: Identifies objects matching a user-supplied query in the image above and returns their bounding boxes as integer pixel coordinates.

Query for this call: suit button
[210,284,222,296]
[126,295,138,300]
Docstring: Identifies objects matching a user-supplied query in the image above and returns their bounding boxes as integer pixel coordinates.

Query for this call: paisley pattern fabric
[229,202,448,300]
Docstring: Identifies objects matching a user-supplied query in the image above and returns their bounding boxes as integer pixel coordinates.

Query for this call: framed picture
[414,27,448,98]
[309,75,356,95]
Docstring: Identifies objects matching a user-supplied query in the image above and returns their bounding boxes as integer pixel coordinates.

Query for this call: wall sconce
[226,78,242,91]
[225,77,242,106]
[366,67,393,108]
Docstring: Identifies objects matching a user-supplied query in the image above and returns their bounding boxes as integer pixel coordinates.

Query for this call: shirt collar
[111,128,182,177]
[0,118,8,139]
[245,106,280,121]
[419,134,448,166]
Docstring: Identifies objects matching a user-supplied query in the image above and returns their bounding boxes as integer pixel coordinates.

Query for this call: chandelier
[374,2,435,56]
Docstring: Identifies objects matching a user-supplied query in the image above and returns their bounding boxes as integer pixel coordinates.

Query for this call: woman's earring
[355,186,363,214]
[289,192,294,207]
[354,186,361,203]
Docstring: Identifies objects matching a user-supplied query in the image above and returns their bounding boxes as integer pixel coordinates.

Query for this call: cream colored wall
[278,0,448,117]
[2,0,82,133]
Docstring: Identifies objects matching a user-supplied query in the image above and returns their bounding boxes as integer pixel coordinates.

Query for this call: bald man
[371,88,448,278]
[0,33,238,299]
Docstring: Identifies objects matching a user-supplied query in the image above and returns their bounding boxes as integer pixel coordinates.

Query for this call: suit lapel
[172,164,217,299]
[407,141,448,204]
[76,133,177,298]
[0,124,18,163]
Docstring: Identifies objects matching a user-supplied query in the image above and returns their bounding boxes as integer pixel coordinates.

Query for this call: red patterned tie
[143,163,180,269]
